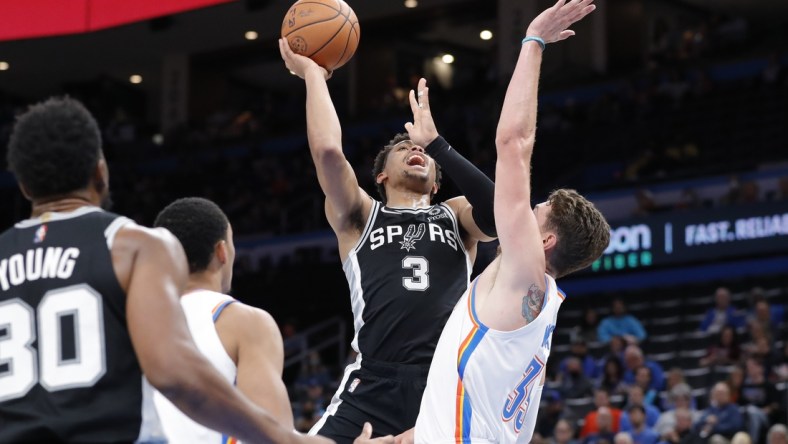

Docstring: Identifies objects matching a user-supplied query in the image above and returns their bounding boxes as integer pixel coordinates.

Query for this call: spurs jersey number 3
[344,201,471,365]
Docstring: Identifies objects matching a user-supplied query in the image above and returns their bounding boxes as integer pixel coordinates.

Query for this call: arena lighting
[244,30,258,41]
[152,134,164,145]
[441,54,455,64]
[404,0,417,8]
[480,30,493,40]
[0,61,8,71]
[129,75,143,84]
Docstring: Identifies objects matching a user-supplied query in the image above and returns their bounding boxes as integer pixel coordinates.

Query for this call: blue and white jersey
[415,275,565,444]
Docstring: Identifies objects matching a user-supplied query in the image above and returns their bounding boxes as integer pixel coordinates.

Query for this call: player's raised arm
[494,0,596,282]
[405,78,497,245]
[279,38,370,235]
[121,226,330,444]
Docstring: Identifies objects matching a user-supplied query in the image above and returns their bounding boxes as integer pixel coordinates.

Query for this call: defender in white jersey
[152,198,294,443]
[412,1,609,443]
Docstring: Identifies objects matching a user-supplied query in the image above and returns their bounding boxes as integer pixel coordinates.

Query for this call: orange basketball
[281,0,360,72]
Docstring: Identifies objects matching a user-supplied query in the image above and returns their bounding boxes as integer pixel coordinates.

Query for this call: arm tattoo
[521,284,545,323]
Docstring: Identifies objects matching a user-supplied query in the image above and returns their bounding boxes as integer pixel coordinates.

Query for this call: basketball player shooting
[410,0,610,442]
[279,36,498,440]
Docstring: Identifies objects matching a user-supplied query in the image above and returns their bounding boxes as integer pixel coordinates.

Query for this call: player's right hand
[354,422,395,444]
[278,38,332,80]
[525,0,596,44]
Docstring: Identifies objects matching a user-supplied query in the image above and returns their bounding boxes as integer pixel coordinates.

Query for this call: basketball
[281,0,360,72]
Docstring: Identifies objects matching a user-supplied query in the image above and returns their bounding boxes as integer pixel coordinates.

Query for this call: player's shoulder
[114,223,182,254]
[221,303,282,340]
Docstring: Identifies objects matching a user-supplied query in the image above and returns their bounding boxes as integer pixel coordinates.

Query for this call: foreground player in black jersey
[0,97,339,443]
[280,40,498,440]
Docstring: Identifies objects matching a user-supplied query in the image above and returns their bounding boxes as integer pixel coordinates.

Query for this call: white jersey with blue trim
[153,289,238,444]
[415,275,565,444]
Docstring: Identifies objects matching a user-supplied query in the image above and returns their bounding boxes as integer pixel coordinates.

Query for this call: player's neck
[385,189,431,209]
[185,272,224,295]
[30,193,98,218]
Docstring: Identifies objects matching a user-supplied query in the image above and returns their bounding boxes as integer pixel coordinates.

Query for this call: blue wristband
[522,36,546,51]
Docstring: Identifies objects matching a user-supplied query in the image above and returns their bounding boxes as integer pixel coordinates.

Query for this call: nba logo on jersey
[399,223,426,252]
[33,225,48,243]
[348,378,361,393]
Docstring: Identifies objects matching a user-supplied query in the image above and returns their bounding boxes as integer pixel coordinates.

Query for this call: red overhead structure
[0,0,235,41]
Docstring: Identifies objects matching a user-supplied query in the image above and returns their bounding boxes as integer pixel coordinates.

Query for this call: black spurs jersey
[344,200,471,365]
[0,207,158,443]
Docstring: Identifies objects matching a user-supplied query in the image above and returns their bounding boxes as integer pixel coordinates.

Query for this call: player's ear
[93,158,109,193]
[543,232,557,252]
[215,240,228,265]
[431,181,439,196]
[376,171,388,185]
[18,183,32,200]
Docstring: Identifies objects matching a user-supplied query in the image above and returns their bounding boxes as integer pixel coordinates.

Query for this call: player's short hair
[7,97,102,199]
[544,189,610,278]
[372,133,442,204]
[154,197,229,274]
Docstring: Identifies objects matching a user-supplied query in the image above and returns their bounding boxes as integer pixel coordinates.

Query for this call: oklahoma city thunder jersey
[415,275,565,444]
[0,207,164,443]
[153,290,237,444]
[344,200,471,364]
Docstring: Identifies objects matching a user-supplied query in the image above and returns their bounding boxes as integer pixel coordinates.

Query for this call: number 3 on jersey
[0,284,106,402]
[402,256,429,291]
[501,356,544,434]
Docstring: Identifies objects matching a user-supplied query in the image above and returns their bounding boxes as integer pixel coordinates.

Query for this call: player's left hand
[394,427,414,444]
[353,422,395,444]
[404,78,439,148]
[526,0,596,44]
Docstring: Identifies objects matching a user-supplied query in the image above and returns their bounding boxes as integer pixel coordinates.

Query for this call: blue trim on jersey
[212,300,236,323]
[467,278,490,333]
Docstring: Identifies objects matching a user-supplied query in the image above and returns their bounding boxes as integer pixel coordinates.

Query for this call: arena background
[0,0,786,439]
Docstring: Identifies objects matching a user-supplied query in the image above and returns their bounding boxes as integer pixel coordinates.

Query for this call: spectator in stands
[773,342,788,381]
[700,287,744,333]
[560,357,596,400]
[658,407,696,444]
[623,346,665,392]
[634,366,659,406]
[561,338,599,380]
[575,308,601,343]
[731,432,753,444]
[614,432,634,444]
[693,382,744,441]
[598,299,648,345]
[620,386,661,432]
[746,300,780,342]
[738,358,779,443]
[600,356,630,399]
[726,365,745,404]
[582,390,623,438]
[583,407,617,444]
[700,325,741,367]
[550,419,579,444]
[767,424,788,444]
[664,368,687,394]
[655,383,701,438]
[625,405,659,444]
[536,390,572,439]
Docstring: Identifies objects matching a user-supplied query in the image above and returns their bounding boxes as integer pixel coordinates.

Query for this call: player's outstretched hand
[279,38,332,80]
[354,422,395,444]
[404,77,439,148]
[526,0,596,44]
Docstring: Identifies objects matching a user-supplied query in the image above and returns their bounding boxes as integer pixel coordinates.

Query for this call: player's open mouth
[406,154,426,167]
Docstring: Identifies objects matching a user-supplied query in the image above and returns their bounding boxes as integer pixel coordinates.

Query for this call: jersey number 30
[402,256,429,291]
[0,284,106,402]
